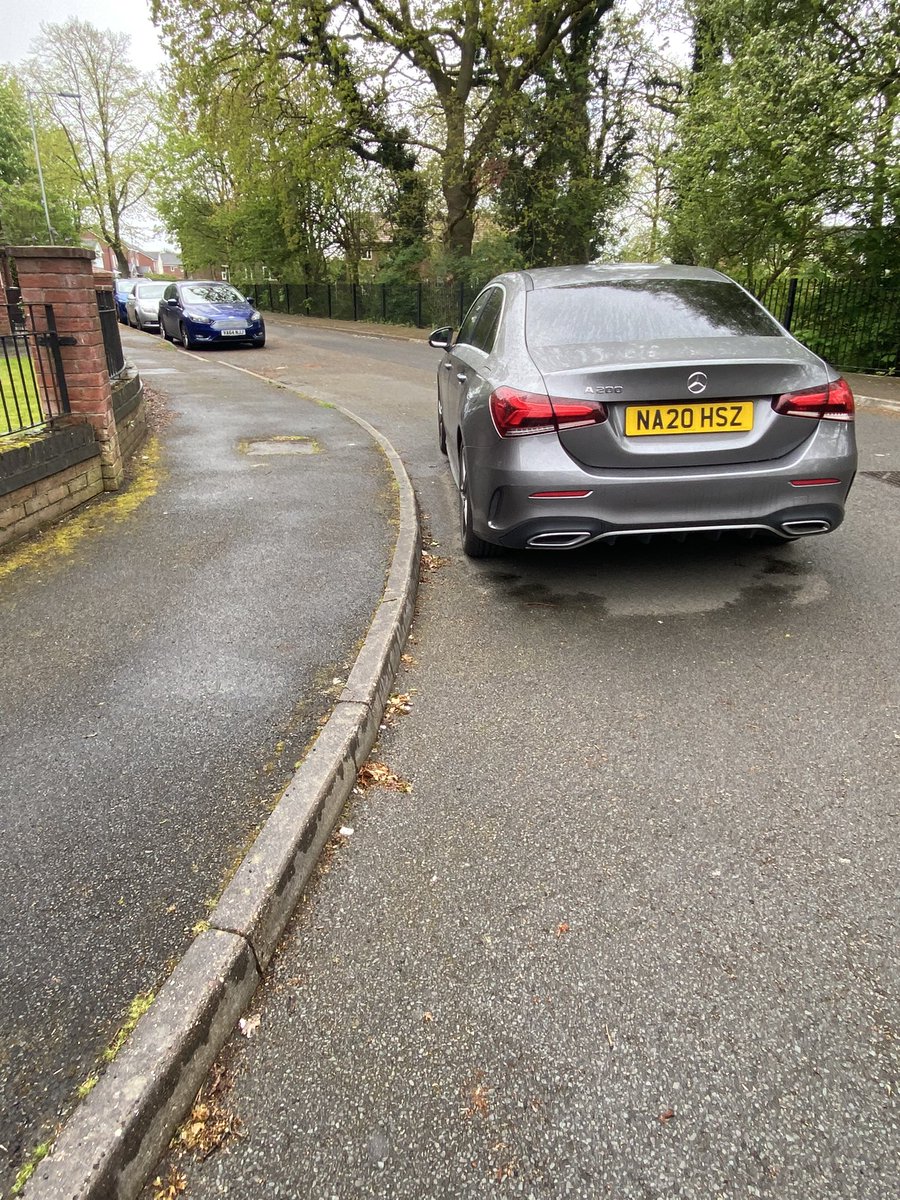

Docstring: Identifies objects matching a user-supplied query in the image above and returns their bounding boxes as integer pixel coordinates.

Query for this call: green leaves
[667,0,898,283]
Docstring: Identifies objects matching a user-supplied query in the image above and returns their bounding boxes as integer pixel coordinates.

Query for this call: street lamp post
[25,89,81,245]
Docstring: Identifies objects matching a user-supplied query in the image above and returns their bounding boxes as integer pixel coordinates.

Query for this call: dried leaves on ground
[356,760,412,792]
[421,549,449,571]
[463,1072,490,1119]
[383,692,413,724]
[152,1167,186,1200]
[176,1063,240,1160]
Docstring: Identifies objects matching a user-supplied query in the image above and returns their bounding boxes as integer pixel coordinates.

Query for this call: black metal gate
[96,285,125,379]
[1,296,70,439]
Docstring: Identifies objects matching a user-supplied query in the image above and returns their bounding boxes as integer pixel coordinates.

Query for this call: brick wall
[0,377,148,552]
[0,449,104,550]
[0,247,151,554]
[9,245,125,490]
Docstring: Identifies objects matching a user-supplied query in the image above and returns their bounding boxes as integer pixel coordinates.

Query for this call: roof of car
[518,263,731,290]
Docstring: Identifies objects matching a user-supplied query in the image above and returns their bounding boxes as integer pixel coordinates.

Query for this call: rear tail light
[489,387,607,437]
[772,377,855,421]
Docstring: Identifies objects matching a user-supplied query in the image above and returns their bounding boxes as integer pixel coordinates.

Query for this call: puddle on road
[482,543,830,617]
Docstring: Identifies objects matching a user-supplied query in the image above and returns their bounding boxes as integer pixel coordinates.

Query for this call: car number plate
[625,401,754,436]
[221,328,246,336]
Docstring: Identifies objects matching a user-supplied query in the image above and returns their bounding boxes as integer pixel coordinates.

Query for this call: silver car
[126,280,167,332]
[430,264,857,557]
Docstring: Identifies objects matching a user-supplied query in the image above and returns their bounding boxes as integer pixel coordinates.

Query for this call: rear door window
[456,293,489,347]
[526,279,783,346]
[470,287,503,354]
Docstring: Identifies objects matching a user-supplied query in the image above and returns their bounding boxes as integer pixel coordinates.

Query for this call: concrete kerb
[855,394,900,414]
[24,362,422,1200]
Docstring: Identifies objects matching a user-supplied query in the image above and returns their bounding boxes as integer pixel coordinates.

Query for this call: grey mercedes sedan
[430,264,856,557]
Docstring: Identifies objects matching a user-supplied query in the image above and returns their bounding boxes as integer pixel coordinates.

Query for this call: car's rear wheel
[458,445,498,559]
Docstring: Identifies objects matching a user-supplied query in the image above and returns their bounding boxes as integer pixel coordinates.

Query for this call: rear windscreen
[526,279,783,345]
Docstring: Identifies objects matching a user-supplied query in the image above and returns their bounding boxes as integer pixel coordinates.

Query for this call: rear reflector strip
[529,490,593,499]
[789,478,841,487]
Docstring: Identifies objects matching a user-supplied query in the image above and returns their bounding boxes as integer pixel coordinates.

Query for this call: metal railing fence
[1,302,70,438]
[96,287,126,380]
[751,276,900,376]
[239,280,481,337]
[238,275,899,375]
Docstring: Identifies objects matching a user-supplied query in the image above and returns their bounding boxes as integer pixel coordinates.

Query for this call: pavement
[0,331,402,1195]
[141,317,898,1200]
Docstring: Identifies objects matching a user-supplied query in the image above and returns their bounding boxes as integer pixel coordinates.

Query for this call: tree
[0,69,81,245]
[666,0,898,284]
[26,19,159,274]
[153,62,392,280]
[152,0,616,259]
[495,8,650,265]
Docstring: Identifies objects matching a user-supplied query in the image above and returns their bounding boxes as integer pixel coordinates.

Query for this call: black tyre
[438,399,448,455]
[180,322,195,350]
[458,446,498,559]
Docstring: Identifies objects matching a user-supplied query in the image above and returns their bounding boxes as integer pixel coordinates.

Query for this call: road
[0,332,393,1193]
[151,317,899,1200]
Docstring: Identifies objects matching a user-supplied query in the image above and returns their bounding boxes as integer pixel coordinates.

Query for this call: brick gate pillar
[9,245,124,490]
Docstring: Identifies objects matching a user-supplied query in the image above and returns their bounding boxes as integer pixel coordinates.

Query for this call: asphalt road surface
[0,332,392,1193]
[146,317,900,1200]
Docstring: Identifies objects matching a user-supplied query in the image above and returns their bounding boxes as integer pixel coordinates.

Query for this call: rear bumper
[471,423,857,548]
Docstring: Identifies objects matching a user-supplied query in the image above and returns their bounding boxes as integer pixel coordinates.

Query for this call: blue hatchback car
[159,281,266,349]
[113,277,138,323]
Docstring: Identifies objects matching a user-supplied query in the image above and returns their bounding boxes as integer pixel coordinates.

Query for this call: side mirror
[429,326,454,350]
[245,296,255,304]
[166,297,179,306]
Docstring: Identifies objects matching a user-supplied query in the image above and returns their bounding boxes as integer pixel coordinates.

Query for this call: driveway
[0,330,394,1192]
[155,318,898,1198]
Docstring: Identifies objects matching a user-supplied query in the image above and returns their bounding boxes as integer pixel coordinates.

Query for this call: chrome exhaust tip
[781,519,831,536]
[526,531,593,549]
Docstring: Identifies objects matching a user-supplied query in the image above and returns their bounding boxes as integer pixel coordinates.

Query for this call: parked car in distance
[159,281,266,349]
[113,277,138,324]
[126,281,167,332]
[430,263,857,557]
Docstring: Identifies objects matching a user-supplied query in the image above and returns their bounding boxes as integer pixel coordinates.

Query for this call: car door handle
[456,372,467,381]
[443,362,453,370]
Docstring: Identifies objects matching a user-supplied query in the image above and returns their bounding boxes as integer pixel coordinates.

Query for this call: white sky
[0,0,166,70]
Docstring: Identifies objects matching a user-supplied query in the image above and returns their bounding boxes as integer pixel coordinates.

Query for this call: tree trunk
[442,182,476,257]
[441,103,476,258]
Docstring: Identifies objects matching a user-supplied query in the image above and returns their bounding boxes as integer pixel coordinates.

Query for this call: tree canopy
[0,69,82,246]
[24,19,160,274]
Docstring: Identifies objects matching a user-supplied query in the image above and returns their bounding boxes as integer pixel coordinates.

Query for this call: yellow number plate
[625,401,754,437]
